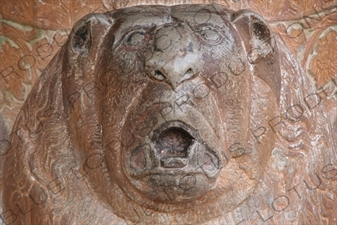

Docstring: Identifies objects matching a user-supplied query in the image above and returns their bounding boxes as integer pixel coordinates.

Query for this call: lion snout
[145,25,202,89]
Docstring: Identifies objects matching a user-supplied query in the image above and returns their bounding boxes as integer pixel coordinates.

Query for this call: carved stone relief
[1,2,337,225]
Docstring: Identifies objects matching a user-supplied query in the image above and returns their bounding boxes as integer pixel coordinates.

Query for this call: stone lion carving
[1,4,337,225]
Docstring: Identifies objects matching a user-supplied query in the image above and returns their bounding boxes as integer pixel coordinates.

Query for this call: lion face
[3,5,289,224]
[4,4,337,225]
[82,4,277,210]
[116,11,248,203]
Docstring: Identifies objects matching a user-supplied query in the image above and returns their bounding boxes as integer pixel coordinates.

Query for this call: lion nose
[145,26,200,88]
[152,66,195,88]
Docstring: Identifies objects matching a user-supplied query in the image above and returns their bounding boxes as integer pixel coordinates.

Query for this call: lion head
[2,4,337,225]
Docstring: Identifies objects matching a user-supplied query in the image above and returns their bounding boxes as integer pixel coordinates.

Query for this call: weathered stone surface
[2,1,337,139]
[2,0,337,30]
[1,4,337,225]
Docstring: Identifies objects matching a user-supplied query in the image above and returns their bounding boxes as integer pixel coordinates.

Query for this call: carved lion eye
[125,30,146,46]
[197,26,222,44]
[153,70,167,81]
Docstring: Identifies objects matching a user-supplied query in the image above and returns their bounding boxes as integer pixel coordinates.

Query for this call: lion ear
[71,20,92,55]
[69,13,113,56]
[231,10,281,102]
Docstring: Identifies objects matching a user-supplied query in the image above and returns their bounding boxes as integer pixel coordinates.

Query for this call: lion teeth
[160,157,189,168]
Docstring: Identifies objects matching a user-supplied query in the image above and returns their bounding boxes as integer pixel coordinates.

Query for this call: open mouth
[127,120,221,202]
[155,127,193,168]
[129,121,220,177]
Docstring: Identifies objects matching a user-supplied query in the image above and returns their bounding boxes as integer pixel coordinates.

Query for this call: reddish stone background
[1,0,337,137]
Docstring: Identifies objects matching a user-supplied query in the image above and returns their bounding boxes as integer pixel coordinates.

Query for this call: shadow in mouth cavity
[129,121,220,178]
[155,127,193,168]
